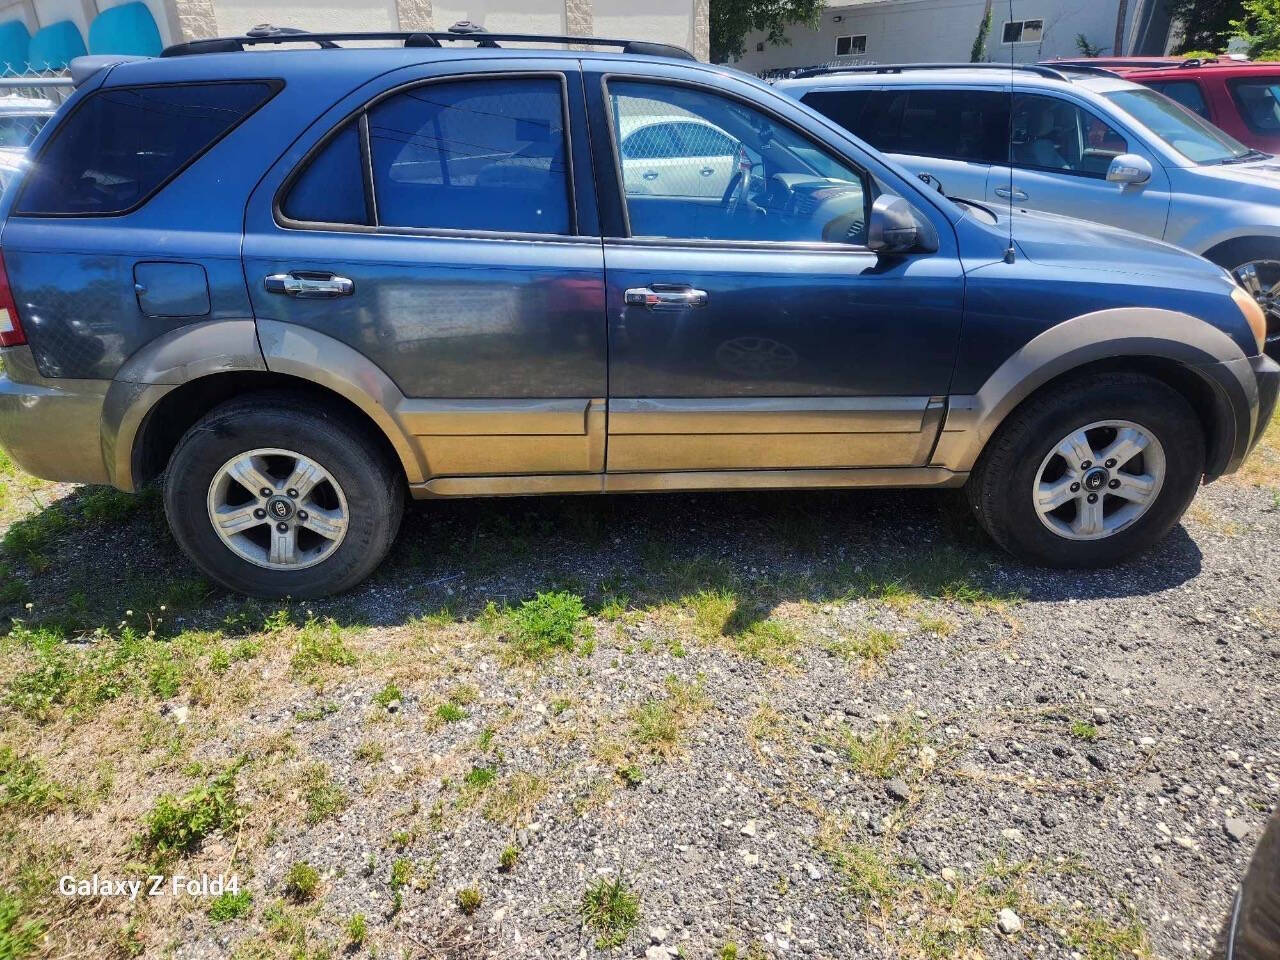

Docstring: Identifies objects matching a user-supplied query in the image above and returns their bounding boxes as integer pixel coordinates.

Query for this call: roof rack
[791,62,1074,81]
[161,21,696,61]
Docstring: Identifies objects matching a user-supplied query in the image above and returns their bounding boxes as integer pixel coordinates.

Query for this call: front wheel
[164,394,404,598]
[1204,236,1280,357]
[967,372,1205,568]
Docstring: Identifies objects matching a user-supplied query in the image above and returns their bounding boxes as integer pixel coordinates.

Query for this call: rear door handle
[994,186,1029,202]
[264,272,354,299]
[624,284,708,310]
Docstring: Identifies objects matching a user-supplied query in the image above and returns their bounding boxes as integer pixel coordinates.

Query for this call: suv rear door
[242,59,606,482]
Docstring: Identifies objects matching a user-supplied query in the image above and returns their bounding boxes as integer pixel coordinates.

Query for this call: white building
[0,0,707,74]
[724,0,1174,75]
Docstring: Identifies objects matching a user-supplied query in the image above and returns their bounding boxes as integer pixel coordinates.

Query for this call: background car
[778,63,1280,359]
[617,113,740,199]
[0,93,54,164]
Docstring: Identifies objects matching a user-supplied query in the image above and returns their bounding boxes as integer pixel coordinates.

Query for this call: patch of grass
[507,591,589,659]
[837,715,922,780]
[344,912,367,947]
[435,702,466,723]
[373,682,402,709]
[826,628,902,670]
[483,772,548,828]
[207,889,253,922]
[581,877,640,949]
[78,486,147,525]
[0,746,63,813]
[499,845,519,872]
[301,764,348,824]
[291,617,357,675]
[1070,720,1100,743]
[1065,911,1152,960]
[463,765,497,792]
[141,763,242,860]
[354,740,385,763]
[295,701,338,722]
[0,892,43,960]
[831,548,1021,611]
[628,676,709,758]
[745,704,788,756]
[457,887,482,915]
[3,506,70,565]
[283,862,320,902]
[617,763,644,788]
[389,857,413,890]
[914,614,954,637]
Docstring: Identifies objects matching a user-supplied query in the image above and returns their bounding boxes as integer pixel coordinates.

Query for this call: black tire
[967,372,1205,568]
[163,392,404,598]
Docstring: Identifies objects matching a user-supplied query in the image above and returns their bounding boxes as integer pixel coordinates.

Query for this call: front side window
[607,80,870,245]
[1145,80,1210,119]
[1010,93,1128,177]
[366,76,571,234]
[1106,87,1251,164]
[18,81,276,216]
[1229,77,1280,134]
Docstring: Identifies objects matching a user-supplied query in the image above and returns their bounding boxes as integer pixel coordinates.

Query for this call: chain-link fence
[0,66,73,106]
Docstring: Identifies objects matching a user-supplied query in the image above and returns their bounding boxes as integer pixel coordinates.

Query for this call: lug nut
[260,487,272,497]
[1070,482,1080,492]
[253,508,266,519]
[1108,479,1121,489]
[1087,493,1099,504]
[1081,460,1092,469]
[1105,459,1117,468]
[297,510,308,521]
[276,521,289,533]
[287,488,299,498]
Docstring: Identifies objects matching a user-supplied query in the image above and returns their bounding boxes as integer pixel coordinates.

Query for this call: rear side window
[1229,77,1280,133]
[366,77,571,234]
[1145,80,1210,119]
[281,122,369,226]
[17,81,277,216]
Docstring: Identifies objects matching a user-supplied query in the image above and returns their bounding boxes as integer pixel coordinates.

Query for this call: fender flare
[932,307,1255,475]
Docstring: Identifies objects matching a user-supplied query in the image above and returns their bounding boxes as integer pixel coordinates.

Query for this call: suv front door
[243,61,607,482]
[986,91,1171,240]
[587,68,965,476]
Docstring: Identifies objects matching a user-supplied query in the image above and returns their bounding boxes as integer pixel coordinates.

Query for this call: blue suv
[0,27,1274,597]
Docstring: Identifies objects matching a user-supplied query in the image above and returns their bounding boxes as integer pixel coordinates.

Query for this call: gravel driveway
[0,447,1276,959]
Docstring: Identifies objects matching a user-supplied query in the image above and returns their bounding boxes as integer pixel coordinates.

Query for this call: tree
[1231,0,1280,57]
[1075,33,1106,57]
[1167,0,1243,54]
[970,0,993,62]
[710,0,825,64]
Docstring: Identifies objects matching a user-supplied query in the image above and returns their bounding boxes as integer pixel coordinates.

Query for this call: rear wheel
[967,372,1204,568]
[164,394,404,598]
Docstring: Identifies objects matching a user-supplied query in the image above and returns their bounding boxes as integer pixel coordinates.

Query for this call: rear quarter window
[16,80,278,216]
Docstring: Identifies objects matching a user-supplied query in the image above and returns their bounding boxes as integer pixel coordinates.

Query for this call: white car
[617,114,741,199]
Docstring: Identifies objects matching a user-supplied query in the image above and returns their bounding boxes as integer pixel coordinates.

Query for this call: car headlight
[1232,285,1268,355]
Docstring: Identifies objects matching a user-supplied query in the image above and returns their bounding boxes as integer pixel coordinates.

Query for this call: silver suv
[778,64,1280,357]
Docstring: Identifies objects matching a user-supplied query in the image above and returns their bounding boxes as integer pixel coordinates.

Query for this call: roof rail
[791,62,1071,81]
[161,22,697,61]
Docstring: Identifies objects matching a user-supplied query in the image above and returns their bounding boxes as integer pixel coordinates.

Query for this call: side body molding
[933,307,1256,475]
[256,319,428,485]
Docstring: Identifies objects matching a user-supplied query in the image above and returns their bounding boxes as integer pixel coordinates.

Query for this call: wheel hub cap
[1233,259,1280,326]
[1033,420,1166,541]
[206,447,348,571]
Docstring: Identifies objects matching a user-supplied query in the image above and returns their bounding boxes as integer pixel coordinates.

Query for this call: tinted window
[1229,77,1280,133]
[1011,94,1127,177]
[367,77,571,235]
[18,82,275,215]
[801,90,874,139]
[282,122,369,226]
[608,80,870,245]
[1145,80,1210,119]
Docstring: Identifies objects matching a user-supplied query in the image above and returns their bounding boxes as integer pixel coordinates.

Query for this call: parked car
[0,94,54,163]
[617,114,739,199]
[777,63,1280,358]
[0,31,1274,597]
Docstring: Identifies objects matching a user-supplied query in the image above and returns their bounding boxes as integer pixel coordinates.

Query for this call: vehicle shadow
[0,484,1204,633]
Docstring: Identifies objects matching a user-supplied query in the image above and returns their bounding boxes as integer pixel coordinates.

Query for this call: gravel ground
[0,464,1277,960]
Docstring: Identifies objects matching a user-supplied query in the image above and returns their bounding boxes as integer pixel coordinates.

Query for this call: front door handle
[264,272,354,299]
[700,166,715,176]
[994,186,1029,202]
[624,284,708,310]
[642,170,659,181]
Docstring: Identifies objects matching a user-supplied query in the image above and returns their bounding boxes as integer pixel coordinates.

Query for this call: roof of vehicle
[775,64,1141,96]
[1120,60,1280,80]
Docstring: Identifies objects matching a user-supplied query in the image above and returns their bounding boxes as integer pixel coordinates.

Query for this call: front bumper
[0,347,110,485]
[1248,352,1280,456]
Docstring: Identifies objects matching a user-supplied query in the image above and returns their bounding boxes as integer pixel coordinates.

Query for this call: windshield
[1105,88,1253,164]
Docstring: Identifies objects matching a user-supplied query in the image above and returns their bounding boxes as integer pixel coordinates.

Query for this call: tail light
[0,250,25,347]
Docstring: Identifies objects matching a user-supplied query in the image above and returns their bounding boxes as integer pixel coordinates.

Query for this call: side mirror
[1106,153,1152,186]
[867,195,925,254]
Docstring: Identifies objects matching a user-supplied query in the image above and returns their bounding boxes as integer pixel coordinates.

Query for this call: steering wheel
[720,170,743,210]
[720,145,754,212]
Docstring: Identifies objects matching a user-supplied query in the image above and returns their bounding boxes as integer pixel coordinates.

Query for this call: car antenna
[1003,0,1017,264]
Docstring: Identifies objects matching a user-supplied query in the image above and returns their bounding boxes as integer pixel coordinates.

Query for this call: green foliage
[291,618,357,674]
[389,857,413,890]
[1070,720,1100,743]
[970,2,993,62]
[1170,0,1243,54]
[207,889,253,922]
[0,893,43,960]
[1075,33,1105,57]
[0,746,62,812]
[344,913,368,946]
[463,765,497,790]
[301,764,348,824]
[435,702,466,723]
[1231,0,1280,58]
[141,764,241,859]
[499,845,519,871]
[456,887,482,915]
[283,862,320,901]
[373,682,401,709]
[710,0,825,63]
[581,877,640,949]
[507,591,588,659]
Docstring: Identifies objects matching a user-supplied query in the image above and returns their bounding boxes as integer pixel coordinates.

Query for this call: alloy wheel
[1233,259,1280,329]
[1033,420,1166,541]
[206,447,348,570]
